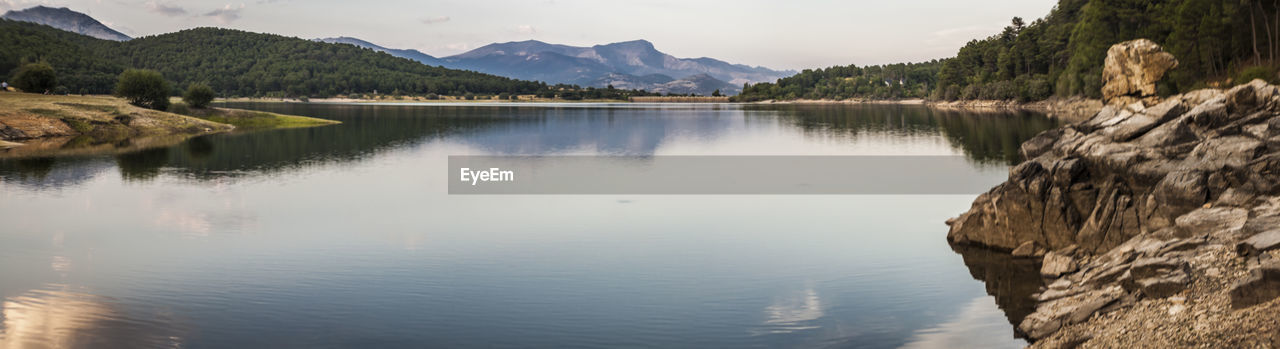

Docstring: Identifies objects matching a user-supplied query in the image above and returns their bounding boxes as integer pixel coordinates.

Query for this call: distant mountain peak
[1,5,130,41]
[600,39,654,48]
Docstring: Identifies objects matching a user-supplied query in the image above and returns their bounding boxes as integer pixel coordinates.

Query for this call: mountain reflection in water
[0,103,1057,189]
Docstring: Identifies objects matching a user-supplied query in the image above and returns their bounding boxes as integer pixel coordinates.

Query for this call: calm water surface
[0,103,1057,348]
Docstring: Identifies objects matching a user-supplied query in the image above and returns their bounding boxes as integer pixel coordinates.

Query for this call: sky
[1,0,1058,71]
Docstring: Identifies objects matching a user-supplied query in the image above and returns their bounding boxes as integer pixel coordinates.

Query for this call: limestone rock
[1101,39,1178,106]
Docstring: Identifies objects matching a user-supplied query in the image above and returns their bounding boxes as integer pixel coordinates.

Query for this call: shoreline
[0,94,339,157]
[221,95,1103,122]
[948,79,1280,348]
[754,97,1102,122]
[219,97,637,104]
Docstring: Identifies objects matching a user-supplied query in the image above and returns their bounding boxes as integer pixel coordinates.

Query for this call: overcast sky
[2,0,1057,70]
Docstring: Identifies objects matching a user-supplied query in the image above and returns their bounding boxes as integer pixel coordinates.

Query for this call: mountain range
[5,5,792,96]
[320,38,794,95]
[1,5,129,41]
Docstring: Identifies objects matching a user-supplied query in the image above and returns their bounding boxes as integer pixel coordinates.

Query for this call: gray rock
[1186,136,1264,169]
[1038,286,1086,302]
[1042,251,1079,278]
[1137,270,1190,298]
[1130,256,1190,279]
[1019,286,1125,339]
[1100,98,1187,141]
[1175,207,1248,237]
[1083,263,1132,287]
[1236,229,1280,257]
[1156,238,1206,255]
[1020,129,1063,160]
[1229,263,1280,309]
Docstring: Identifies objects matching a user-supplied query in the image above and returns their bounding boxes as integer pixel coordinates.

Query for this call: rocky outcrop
[1101,39,1178,106]
[947,39,1280,345]
[947,78,1280,254]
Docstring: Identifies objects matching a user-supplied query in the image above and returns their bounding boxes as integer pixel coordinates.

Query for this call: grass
[169,102,339,131]
[0,93,235,141]
[0,93,336,157]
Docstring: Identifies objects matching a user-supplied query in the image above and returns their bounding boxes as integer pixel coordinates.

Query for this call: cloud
[146,1,187,16]
[204,3,245,24]
[515,25,536,35]
[0,0,37,11]
[421,16,450,24]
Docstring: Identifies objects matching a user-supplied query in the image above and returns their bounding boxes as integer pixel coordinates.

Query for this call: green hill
[738,0,1277,102]
[0,20,547,97]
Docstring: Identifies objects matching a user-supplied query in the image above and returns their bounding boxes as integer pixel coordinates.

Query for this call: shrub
[183,83,216,108]
[52,86,70,95]
[12,62,56,93]
[167,102,191,115]
[115,69,172,111]
[1235,66,1278,85]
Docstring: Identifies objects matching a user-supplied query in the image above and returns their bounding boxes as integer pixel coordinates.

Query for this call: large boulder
[1101,39,1178,106]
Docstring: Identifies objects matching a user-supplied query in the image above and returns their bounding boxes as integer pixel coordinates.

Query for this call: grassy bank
[0,93,340,158]
[171,102,339,130]
[0,93,233,142]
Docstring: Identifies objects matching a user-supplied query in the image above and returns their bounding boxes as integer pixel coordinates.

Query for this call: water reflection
[0,103,1058,190]
[899,296,1025,349]
[950,244,1044,336]
[758,287,825,335]
[0,103,1064,348]
[1,287,184,349]
[764,104,1057,164]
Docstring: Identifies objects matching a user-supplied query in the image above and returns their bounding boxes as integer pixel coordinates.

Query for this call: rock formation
[947,39,1280,346]
[1100,39,1179,106]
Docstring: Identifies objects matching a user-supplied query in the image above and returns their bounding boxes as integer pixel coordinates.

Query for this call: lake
[0,103,1057,348]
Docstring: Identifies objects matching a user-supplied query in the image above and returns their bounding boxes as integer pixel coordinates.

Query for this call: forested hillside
[0,20,547,97]
[734,61,941,102]
[738,0,1280,102]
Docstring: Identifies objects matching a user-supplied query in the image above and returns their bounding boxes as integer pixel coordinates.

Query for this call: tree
[712,89,722,97]
[115,69,172,111]
[12,62,56,93]
[183,83,216,108]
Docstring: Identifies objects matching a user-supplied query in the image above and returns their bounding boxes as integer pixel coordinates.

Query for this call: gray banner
[448,156,1006,195]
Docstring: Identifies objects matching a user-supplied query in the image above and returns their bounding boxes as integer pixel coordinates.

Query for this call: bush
[115,69,172,111]
[1235,66,1278,85]
[52,86,70,95]
[12,62,56,93]
[167,102,191,115]
[183,83,216,108]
